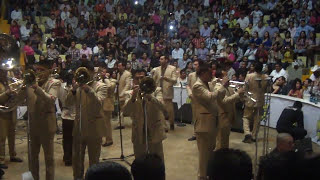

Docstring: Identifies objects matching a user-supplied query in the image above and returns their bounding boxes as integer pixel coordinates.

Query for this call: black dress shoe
[0,164,8,169]
[188,136,196,141]
[165,129,169,133]
[242,135,253,143]
[102,142,113,147]
[114,126,125,130]
[10,157,23,163]
[170,124,174,131]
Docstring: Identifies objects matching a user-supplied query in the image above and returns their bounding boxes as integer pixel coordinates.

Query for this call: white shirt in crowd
[20,25,31,39]
[46,18,56,30]
[175,10,184,22]
[251,10,263,26]
[237,16,250,30]
[270,68,289,82]
[176,77,188,87]
[244,48,257,61]
[11,10,22,21]
[172,48,184,61]
[60,11,70,21]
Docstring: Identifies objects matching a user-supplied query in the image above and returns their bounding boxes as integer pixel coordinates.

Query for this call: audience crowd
[5,0,320,100]
[2,0,320,179]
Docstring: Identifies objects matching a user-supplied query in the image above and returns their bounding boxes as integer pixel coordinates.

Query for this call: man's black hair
[254,62,264,73]
[293,101,303,109]
[85,161,132,180]
[196,61,210,76]
[117,60,127,67]
[131,154,165,180]
[207,148,252,180]
[132,68,147,77]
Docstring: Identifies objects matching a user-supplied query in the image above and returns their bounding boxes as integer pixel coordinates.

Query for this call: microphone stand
[103,83,133,166]
[26,88,31,172]
[177,82,186,127]
[142,97,150,154]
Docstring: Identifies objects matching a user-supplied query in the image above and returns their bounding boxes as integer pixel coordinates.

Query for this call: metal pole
[142,98,149,154]
[26,89,31,171]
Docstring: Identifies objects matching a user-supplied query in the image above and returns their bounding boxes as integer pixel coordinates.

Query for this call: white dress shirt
[11,10,22,21]
[172,48,184,61]
[270,68,288,82]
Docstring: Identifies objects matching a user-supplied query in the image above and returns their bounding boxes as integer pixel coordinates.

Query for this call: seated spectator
[172,42,184,61]
[268,43,283,66]
[207,148,252,180]
[238,31,251,51]
[185,61,194,75]
[276,101,307,140]
[283,31,294,48]
[232,44,243,62]
[306,32,320,67]
[10,6,22,22]
[264,21,279,38]
[250,32,262,47]
[10,20,20,40]
[255,44,268,64]
[46,14,56,32]
[244,43,257,63]
[294,19,314,39]
[80,44,93,60]
[270,63,288,82]
[176,69,188,86]
[74,23,88,43]
[272,76,287,94]
[302,78,312,97]
[138,52,151,72]
[262,31,272,50]
[216,34,226,53]
[131,154,165,180]
[287,61,303,82]
[294,31,308,55]
[223,45,235,63]
[85,161,132,180]
[178,53,192,70]
[197,42,209,61]
[67,41,80,62]
[271,133,295,155]
[200,22,212,38]
[272,32,284,49]
[20,22,32,41]
[288,78,303,98]
[252,21,265,38]
[23,39,35,66]
[47,43,60,62]
[105,22,116,36]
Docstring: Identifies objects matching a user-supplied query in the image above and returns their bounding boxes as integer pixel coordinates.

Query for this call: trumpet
[139,76,156,95]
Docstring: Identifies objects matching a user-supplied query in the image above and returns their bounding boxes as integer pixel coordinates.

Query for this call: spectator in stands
[244,43,257,63]
[252,21,265,38]
[270,63,288,82]
[178,53,192,70]
[294,19,314,39]
[306,32,320,67]
[255,44,268,64]
[131,154,165,180]
[294,31,308,55]
[172,42,184,62]
[262,31,272,50]
[272,76,287,94]
[207,148,252,180]
[10,20,20,40]
[75,23,88,43]
[137,52,151,72]
[239,31,251,51]
[268,43,283,66]
[23,39,35,67]
[277,101,307,140]
[66,13,78,30]
[10,6,22,22]
[200,22,211,38]
[46,14,56,33]
[250,32,262,47]
[80,43,93,60]
[47,43,60,62]
[85,161,131,180]
[264,21,279,38]
[197,42,209,61]
[67,41,80,62]
[20,22,32,41]
[288,78,303,99]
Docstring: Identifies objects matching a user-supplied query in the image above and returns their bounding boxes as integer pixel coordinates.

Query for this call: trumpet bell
[24,69,36,86]
[75,67,91,84]
[139,77,156,94]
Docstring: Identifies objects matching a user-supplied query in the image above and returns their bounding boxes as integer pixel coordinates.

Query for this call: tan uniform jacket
[245,72,268,108]
[0,83,17,137]
[102,78,116,112]
[65,81,107,137]
[215,83,241,127]
[192,79,225,133]
[123,87,167,144]
[58,83,76,120]
[152,65,177,100]
[186,72,197,97]
[117,70,132,101]
[13,78,61,136]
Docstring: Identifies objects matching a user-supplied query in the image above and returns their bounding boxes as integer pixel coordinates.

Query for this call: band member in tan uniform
[242,62,268,143]
[115,61,132,130]
[186,60,200,141]
[152,56,177,131]
[58,82,76,166]
[192,62,227,180]
[0,70,23,169]
[11,62,61,180]
[214,69,244,149]
[100,68,116,147]
[65,64,107,180]
[123,69,167,161]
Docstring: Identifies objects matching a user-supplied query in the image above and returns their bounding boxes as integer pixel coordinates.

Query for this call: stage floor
[2,117,320,180]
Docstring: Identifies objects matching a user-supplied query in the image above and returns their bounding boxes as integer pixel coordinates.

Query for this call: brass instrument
[0,70,37,112]
[139,77,156,95]
[74,67,92,85]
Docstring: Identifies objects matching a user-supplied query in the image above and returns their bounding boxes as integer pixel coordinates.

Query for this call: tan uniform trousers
[216,114,232,149]
[163,99,174,129]
[0,117,17,164]
[133,142,164,162]
[72,136,102,179]
[30,135,55,180]
[196,131,217,180]
[191,102,196,136]
[243,106,263,138]
[103,111,113,143]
